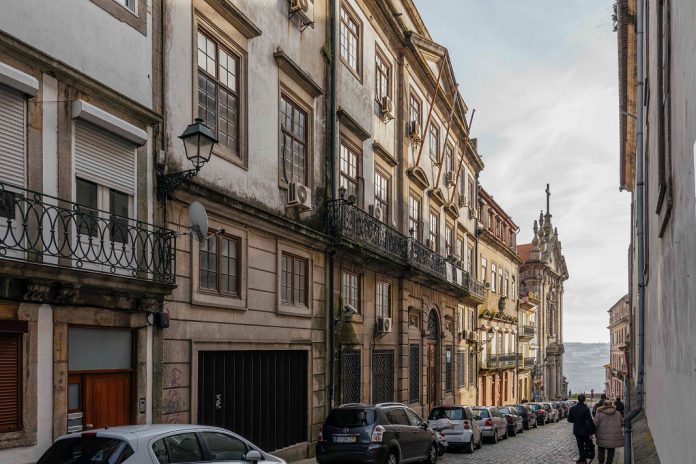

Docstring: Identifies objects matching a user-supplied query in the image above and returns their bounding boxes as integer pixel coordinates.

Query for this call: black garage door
[198,350,308,451]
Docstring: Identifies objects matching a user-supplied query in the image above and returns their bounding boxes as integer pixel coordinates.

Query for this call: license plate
[333,435,357,443]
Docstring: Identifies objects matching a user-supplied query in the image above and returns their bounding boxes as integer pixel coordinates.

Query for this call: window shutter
[0,333,21,433]
[0,86,26,188]
[74,121,135,195]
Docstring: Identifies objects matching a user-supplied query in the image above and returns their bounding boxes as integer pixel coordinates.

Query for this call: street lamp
[157,118,218,198]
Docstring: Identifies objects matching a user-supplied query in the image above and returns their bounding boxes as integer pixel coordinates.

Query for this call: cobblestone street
[440,420,579,464]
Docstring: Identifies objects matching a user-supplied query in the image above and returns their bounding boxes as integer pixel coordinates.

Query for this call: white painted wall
[0,0,153,107]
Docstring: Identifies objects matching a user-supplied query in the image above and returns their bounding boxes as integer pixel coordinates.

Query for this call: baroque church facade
[517,186,569,400]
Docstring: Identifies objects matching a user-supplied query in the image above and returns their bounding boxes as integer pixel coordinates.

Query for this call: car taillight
[371,425,385,443]
[318,426,323,442]
[485,419,492,427]
[463,420,470,430]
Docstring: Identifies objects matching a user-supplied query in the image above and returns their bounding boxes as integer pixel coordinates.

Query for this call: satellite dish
[187,201,209,242]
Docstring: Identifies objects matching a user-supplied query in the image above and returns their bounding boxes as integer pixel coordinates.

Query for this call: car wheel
[424,443,437,464]
[465,438,474,454]
[504,428,509,439]
[491,429,498,444]
[386,451,398,464]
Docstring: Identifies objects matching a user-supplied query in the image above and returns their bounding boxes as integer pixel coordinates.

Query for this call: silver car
[37,424,287,464]
[472,406,508,444]
[428,405,482,453]
[542,402,559,422]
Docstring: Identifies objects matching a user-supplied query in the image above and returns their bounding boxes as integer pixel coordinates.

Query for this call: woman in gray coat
[593,401,624,464]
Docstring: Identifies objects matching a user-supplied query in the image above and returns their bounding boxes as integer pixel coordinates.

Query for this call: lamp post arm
[156,163,200,199]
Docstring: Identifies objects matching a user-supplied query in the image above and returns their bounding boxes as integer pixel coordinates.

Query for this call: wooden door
[427,344,439,408]
[84,372,132,429]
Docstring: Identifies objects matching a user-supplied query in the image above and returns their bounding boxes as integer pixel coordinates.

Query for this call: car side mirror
[420,422,429,430]
[245,450,263,463]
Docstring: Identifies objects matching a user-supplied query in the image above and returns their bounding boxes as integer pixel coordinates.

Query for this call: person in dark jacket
[568,394,596,464]
[593,393,607,416]
[614,397,624,415]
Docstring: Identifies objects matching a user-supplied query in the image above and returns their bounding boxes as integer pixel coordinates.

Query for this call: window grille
[372,350,394,404]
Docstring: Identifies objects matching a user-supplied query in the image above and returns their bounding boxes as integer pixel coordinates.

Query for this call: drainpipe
[327,0,338,409]
[624,0,645,461]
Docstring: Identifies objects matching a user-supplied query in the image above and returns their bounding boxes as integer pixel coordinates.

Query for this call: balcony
[0,182,176,308]
[331,202,485,301]
[519,324,536,338]
[519,356,535,369]
[483,353,517,369]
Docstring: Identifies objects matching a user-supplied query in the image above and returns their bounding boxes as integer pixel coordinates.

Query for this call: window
[109,189,129,244]
[376,282,391,318]
[280,95,308,184]
[281,253,308,306]
[197,31,239,154]
[408,93,422,125]
[499,268,504,295]
[468,175,476,211]
[456,237,464,261]
[374,169,390,223]
[428,211,439,252]
[375,48,390,101]
[199,234,240,295]
[339,5,360,75]
[505,272,510,298]
[75,178,131,244]
[491,263,497,292]
[444,144,454,181]
[511,276,516,300]
[445,225,454,257]
[408,195,422,240]
[0,332,22,433]
[656,0,672,228]
[481,257,487,284]
[408,344,420,403]
[458,169,465,202]
[342,271,360,312]
[114,0,135,11]
[428,122,439,160]
[76,178,98,237]
[404,408,424,427]
[339,141,360,200]
[467,245,474,275]
[457,350,465,388]
[153,433,204,464]
[201,432,248,462]
[468,350,475,385]
[445,345,453,392]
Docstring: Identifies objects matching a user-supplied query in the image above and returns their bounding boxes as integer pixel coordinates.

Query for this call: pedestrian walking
[593,400,624,464]
[568,394,596,464]
[614,397,624,415]
[592,393,607,416]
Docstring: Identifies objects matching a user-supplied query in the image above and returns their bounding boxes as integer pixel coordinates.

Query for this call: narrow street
[440,420,578,464]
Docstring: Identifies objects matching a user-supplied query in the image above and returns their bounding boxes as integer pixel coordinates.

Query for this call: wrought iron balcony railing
[520,325,536,337]
[519,356,535,369]
[0,182,176,284]
[486,353,517,369]
[330,201,485,299]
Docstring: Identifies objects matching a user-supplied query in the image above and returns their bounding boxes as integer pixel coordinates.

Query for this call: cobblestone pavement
[439,419,580,464]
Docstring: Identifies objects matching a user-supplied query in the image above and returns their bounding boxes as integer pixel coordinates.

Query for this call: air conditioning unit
[408,121,422,143]
[289,0,313,26]
[444,171,456,187]
[288,182,312,210]
[369,204,382,219]
[377,317,393,333]
[380,96,394,121]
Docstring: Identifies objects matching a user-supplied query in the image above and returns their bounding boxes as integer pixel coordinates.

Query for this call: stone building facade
[0,1,170,463]
[517,189,568,401]
[517,291,539,402]
[618,0,696,461]
[605,295,629,400]
[330,0,485,420]
[475,188,522,406]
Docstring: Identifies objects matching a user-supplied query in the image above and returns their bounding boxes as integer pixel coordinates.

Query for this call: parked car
[427,405,482,453]
[505,404,537,430]
[316,403,438,464]
[559,401,571,418]
[498,407,524,436]
[472,406,508,444]
[552,401,565,419]
[528,403,548,425]
[37,424,285,464]
[542,402,559,422]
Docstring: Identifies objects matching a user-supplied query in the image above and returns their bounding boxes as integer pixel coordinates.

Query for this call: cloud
[416,0,630,343]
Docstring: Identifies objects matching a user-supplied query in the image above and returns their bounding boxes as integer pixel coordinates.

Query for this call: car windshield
[515,406,526,413]
[499,407,511,414]
[530,404,541,411]
[472,409,490,418]
[325,408,375,427]
[428,407,464,420]
[37,437,128,464]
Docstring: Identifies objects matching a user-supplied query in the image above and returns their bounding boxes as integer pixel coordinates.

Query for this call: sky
[414,0,630,343]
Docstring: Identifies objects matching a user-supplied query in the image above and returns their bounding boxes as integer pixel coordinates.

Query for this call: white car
[472,406,508,444]
[37,424,287,464]
[428,405,482,453]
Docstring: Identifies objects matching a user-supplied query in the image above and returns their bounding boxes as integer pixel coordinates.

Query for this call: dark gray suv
[316,403,437,464]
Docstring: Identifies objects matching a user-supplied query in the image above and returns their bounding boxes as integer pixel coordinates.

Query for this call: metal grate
[409,344,420,403]
[341,349,361,404]
[468,350,475,385]
[457,350,466,388]
[372,350,394,404]
[445,345,453,392]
